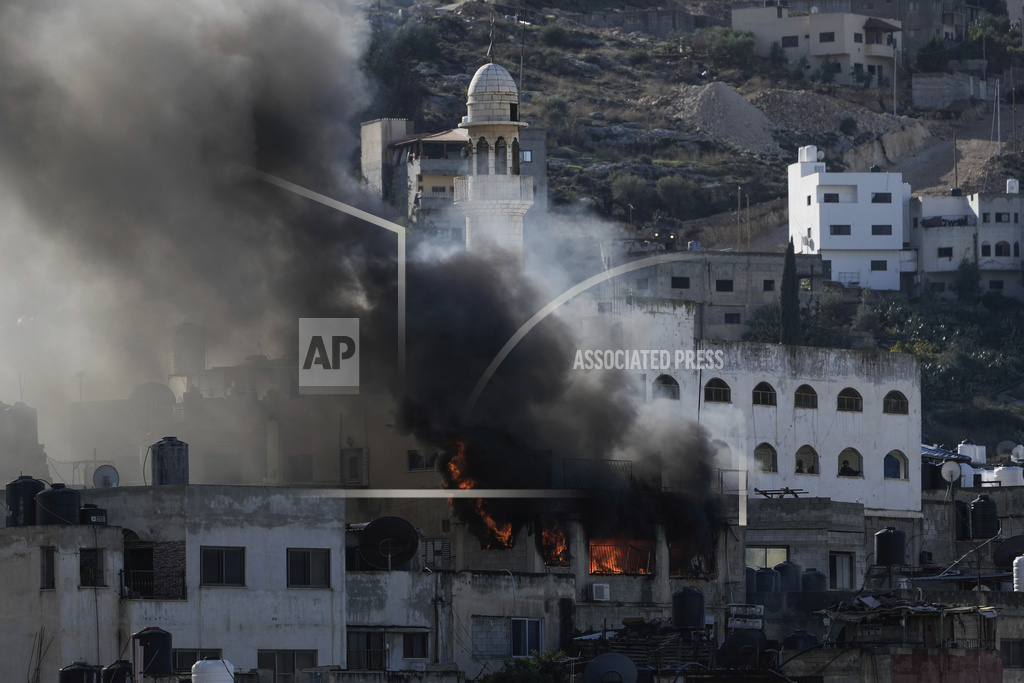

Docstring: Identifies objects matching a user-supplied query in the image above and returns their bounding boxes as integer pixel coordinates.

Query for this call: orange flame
[540,520,569,565]
[444,440,513,548]
[589,538,653,575]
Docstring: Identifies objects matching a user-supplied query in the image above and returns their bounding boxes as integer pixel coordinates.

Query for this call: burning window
[538,520,570,566]
[669,543,716,579]
[589,540,654,575]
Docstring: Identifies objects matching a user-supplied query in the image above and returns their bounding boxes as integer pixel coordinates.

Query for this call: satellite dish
[358,516,419,570]
[1013,445,1024,462]
[93,465,120,488]
[811,5,819,12]
[940,461,961,483]
[584,653,637,683]
[816,150,825,161]
[997,440,1017,457]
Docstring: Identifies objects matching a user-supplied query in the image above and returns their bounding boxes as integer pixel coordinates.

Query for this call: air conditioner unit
[590,583,611,602]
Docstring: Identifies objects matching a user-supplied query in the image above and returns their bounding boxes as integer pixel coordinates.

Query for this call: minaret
[454,63,534,265]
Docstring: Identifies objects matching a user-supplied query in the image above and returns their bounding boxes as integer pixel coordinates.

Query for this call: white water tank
[192,659,234,683]
[1008,179,1020,194]
[995,466,1024,487]
[798,145,818,163]
[958,441,987,464]
[1014,556,1024,591]
[960,463,975,487]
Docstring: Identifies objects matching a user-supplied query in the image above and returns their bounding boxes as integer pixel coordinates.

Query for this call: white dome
[467,63,518,101]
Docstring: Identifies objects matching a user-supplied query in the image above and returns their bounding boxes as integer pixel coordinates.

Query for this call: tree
[914,34,949,73]
[610,172,655,224]
[480,650,571,683]
[952,258,980,302]
[780,238,801,344]
[656,175,697,219]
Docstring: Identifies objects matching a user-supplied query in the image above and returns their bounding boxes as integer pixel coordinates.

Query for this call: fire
[444,440,513,548]
[540,519,569,565]
[589,538,654,575]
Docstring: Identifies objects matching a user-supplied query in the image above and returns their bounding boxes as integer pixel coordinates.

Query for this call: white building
[910,181,1024,299]
[733,6,901,87]
[789,145,912,290]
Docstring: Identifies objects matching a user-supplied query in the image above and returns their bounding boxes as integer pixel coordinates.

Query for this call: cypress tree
[781,238,801,345]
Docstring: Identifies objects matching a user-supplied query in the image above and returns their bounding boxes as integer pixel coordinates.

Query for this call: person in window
[839,460,857,476]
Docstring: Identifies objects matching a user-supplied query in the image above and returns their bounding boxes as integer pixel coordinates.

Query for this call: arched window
[753,382,777,406]
[838,448,863,477]
[981,241,991,257]
[795,384,818,409]
[704,378,731,403]
[653,374,680,400]
[996,241,1011,257]
[884,450,908,479]
[476,137,489,175]
[512,138,521,175]
[754,443,778,473]
[837,388,863,412]
[795,445,819,475]
[495,138,508,175]
[883,390,909,415]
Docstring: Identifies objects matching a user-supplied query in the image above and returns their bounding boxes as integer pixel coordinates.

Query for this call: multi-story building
[789,145,913,290]
[733,5,901,87]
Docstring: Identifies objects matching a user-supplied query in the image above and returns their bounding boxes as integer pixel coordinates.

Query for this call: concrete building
[733,5,901,87]
[909,181,1024,299]
[360,66,547,255]
[789,145,913,290]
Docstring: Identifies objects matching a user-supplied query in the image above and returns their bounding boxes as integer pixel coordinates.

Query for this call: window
[404,633,429,659]
[796,446,819,475]
[981,242,991,257]
[200,547,245,586]
[807,195,812,205]
[883,390,909,415]
[907,1,919,9]
[431,186,445,194]
[288,549,330,588]
[884,450,908,480]
[512,618,543,657]
[908,28,919,37]
[341,448,368,486]
[671,276,690,289]
[753,382,777,406]
[347,633,385,670]
[654,374,680,400]
[1017,242,1021,257]
[1003,640,1024,669]
[982,212,990,223]
[421,538,453,569]
[830,224,851,235]
[763,279,775,292]
[258,650,318,682]
[782,35,799,47]
[838,448,863,476]
[996,241,1011,256]
[746,546,787,569]
[837,388,863,412]
[937,247,953,259]
[173,650,222,670]
[854,32,863,42]
[704,378,731,403]
[870,260,887,271]
[80,548,106,587]
[794,384,818,409]
[823,193,839,203]
[754,443,778,473]
[871,192,892,203]
[996,213,1010,223]
[871,225,892,235]
[716,279,734,292]
[41,546,55,590]
[519,150,532,163]
[829,552,854,589]
[724,313,741,324]
[819,32,835,42]
[991,280,1005,291]
[407,451,438,472]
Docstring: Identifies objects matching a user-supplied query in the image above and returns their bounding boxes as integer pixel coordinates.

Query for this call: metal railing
[346,648,388,670]
[589,544,654,575]
[121,569,187,600]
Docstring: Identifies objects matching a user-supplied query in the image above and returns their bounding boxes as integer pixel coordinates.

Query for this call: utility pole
[737,186,742,251]
[892,34,898,117]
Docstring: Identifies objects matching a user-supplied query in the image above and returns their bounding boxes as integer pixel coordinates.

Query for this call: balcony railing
[121,569,187,600]
[346,648,388,670]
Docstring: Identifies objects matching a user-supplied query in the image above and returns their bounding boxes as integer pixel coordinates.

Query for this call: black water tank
[151,436,189,485]
[774,560,803,592]
[59,662,101,683]
[636,665,656,683]
[80,503,107,526]
[783,630,818,651]
[755,567,780,592]
[802,567,828,592]
[954,500,971,540]
[672,588,706,629]
[100,661,132,683]
[972,494,999,538]
[875,527,906,566]
[5,475,44,526]
[36,484,80,525]
[745,567,756,595]
[718,630,767,669]
[131,627,173,675]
